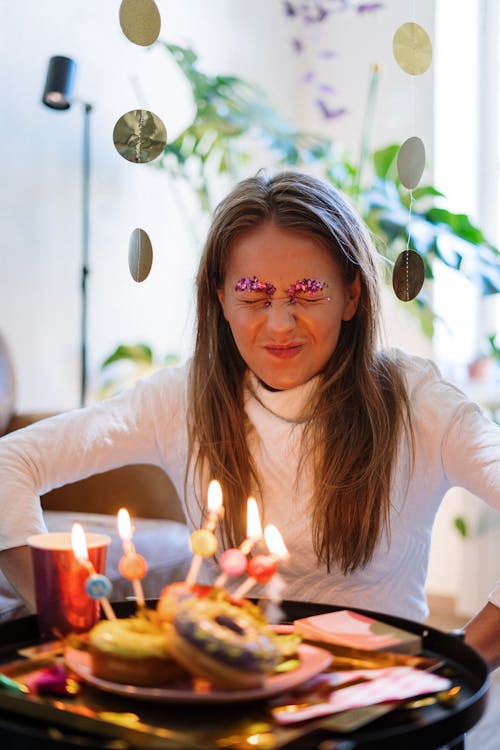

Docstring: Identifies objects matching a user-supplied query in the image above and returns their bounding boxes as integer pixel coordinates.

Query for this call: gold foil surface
[392,249,425,302]
[397,136,426,190]
[393,22,433,76]
[128,228,153,282]
[119,0,161,47]
[113,109,167,164]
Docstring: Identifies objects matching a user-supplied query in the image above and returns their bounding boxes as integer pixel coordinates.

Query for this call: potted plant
[101,40,500,389]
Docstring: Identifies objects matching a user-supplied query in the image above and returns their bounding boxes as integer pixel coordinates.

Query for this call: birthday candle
[214,497,262,588]
[185,480,223,587]
[71,523,116,620]
[117,508,147,608]
[233,524,288,600]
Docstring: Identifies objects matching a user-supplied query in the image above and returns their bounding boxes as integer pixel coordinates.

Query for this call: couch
[0,332,192,622]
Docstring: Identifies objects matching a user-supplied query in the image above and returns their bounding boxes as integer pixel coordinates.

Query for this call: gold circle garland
[392,248,425,302]
[393,22,432,76]
[128,228,153,282]
[119,0,161,47]
[397,136,426,191]
[392,17,432,302]
[113,109,167,164]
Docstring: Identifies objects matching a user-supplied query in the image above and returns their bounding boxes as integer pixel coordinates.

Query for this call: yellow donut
[88,615,186,686]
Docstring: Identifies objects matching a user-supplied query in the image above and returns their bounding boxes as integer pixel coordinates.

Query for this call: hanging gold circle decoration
[113,109,167,164]
[119,0,161,47]
[128,228,153,282]
[392,249,425,302]
[393,22,432,76]
[397,136,426,190]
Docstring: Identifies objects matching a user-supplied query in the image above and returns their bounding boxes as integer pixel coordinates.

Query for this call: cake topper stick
[117,508,147,608]
[71,523,116,620]
[214,497,262,588]
[233,524,288,600]
[185,480,223,587]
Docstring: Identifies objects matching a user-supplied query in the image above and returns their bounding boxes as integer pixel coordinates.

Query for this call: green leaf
[426,208,486,245]
[162,353,181,366]
[373,145,399,179]
[453,516,469,539]
[411,185,444,201]
[101,344,153,369]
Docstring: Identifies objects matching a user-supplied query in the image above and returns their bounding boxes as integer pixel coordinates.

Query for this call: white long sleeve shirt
[0,350,498,622]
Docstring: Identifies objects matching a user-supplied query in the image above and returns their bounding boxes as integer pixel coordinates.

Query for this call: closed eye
[237,297,270,308]
[293,296,330,304]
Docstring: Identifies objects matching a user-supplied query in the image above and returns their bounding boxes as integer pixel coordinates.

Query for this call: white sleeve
[489,579,500,609]
[0,366,186,551]
[442,400,500,506]
[406,352,500,505]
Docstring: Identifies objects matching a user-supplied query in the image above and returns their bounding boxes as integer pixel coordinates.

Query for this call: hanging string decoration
[392,20,433,302]
[116,0,167,282]
[119,0,161,47]
[113,109,167,165]
[128,228,153,282]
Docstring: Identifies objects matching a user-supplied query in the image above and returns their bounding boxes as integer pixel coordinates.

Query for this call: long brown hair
[187,170,413,574]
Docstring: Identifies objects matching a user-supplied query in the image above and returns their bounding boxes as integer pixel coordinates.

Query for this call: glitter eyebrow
[235,276,277,296]
[287,279,329,298]
[234,276,329,307]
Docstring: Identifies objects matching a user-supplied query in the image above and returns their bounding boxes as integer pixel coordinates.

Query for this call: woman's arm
[0,367,184,554]
[464,580,500,671]
[0,545,36,612]
[464,602,500,671]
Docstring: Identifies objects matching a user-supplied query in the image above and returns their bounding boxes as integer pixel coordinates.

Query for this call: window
[433,0,500,385]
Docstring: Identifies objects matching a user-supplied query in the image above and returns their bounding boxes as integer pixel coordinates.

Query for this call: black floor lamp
[42,55,93,407]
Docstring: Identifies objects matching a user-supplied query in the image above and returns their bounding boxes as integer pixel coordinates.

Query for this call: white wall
[0,0,434,411]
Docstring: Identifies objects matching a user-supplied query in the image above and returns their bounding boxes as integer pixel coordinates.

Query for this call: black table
[0,600,490,750]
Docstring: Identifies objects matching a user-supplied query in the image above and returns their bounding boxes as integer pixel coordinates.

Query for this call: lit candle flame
[264,524,288,559]
[71,522,89,565]
[117,507,132,541]
[246,497,262,541]
[207,479,223,515]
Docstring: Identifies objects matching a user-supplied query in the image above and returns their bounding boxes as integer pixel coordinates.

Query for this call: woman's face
[217,222,360,390]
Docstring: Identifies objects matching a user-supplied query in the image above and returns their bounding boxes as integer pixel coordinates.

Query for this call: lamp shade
[42,56,76,110]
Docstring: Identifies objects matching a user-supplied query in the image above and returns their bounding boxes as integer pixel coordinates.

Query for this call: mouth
[264,343,304,359]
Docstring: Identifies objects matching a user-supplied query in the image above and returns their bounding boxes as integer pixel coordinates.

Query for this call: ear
[342,272,361,321]
[216,288,228,320]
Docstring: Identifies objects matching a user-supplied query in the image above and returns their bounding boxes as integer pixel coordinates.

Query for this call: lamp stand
[80,102,92,407]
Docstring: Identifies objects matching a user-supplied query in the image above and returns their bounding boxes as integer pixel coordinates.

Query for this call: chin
[257,371,310,391]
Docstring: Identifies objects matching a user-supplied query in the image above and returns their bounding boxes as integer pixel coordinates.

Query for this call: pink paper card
[272,666,451,724]
[294,609,422,654]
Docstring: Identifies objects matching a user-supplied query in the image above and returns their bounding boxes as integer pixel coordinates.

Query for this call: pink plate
[64,643,332,704]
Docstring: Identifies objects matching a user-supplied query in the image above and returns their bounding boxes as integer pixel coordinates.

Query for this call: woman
[0,171,499,665]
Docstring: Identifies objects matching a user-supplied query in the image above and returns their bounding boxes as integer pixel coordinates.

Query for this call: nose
[265,297,297,334]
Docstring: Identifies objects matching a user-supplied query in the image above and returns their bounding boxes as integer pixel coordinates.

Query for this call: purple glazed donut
[166,598,279,690]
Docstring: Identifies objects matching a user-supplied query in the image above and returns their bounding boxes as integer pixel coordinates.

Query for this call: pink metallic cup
[27,531,111,640]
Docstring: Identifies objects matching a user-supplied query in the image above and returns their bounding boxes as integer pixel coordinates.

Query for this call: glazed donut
[88,615,187,686]
[165,598,279,690]
[157,582,267,625]
[156,581,216,623]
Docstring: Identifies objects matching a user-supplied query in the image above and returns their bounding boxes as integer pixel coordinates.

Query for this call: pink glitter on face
[235,276,276,306]
[287,278,328,303]
[235,276,328,305]
[235,276,276,296]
